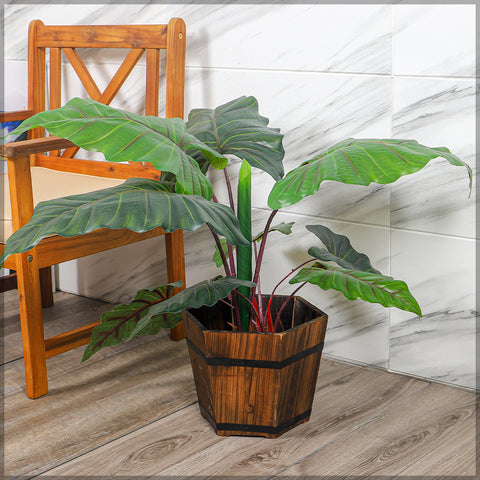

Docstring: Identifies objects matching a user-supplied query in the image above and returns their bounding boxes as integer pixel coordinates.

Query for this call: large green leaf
[82,282,183,362]
[186,96,285,180]
[13,97,228,198]
[268,138,472,209]
[290,263,421,316]
[0,178,249,267]
[306,224,380,274]
[129,276,257,338]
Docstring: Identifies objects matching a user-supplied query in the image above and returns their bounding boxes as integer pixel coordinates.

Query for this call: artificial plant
[0,96,471,360]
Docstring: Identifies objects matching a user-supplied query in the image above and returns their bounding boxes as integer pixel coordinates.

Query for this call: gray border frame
[1,1,477,479]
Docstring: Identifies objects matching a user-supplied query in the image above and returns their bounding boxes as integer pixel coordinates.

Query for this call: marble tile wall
[3,3,476,389]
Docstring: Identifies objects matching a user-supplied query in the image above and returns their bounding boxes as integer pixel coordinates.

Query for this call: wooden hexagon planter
[184,295,328,438]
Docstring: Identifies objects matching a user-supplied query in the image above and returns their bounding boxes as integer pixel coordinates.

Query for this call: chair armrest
[1,136,75,157]
[0,110,35,122]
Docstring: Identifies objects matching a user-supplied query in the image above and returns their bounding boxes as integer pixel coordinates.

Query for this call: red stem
[251,210,278,301]
[272,282,307,333]
[208,225,231,277]
[223,168,235,214]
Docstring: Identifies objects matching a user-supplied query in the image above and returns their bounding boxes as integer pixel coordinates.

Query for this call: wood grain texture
[2,291,162,394]
[277,382,476,477]
[398,418,477,477]
[33,154,163,179]
[184,297,329,437]
[5,332,196,477]
[160,367,429,478]
[31,357,357,477]
[1,136,75,156]
[36,23,168,49]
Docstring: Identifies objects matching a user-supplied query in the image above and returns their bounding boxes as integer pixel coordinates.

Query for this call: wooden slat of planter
[33,364,426,477]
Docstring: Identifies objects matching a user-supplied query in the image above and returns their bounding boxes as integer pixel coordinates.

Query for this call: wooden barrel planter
[184,295,328,438]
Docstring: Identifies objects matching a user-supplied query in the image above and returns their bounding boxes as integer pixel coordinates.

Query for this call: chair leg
[16,251,48,399]
[165,230,186,341]
[39,266,54,308]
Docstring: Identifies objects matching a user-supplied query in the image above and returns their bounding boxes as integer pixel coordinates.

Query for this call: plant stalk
[208,225,231,277]
[236,160,253,331]
[251,209,278,295]
[272,282,307,332]
[224,168,236,214]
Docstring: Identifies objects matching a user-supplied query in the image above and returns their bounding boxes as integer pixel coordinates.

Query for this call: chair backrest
[27,18,186,179]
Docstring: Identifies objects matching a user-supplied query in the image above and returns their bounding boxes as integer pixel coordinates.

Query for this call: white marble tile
[3,61,28,111]
[394,5,476,77]
[56,236,169,304]
[391,78,476,238]
[389,231,476,389]
[184,67,392,226]
[166,3,392,74]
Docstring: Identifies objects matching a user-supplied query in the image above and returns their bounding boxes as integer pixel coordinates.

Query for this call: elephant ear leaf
[0,178,249,269]
[290,264,421,316]
[268,138,472,209]
[187,96,285,180]
[12,97,228,199]
[306,224,380,274]
[82,281,183,362]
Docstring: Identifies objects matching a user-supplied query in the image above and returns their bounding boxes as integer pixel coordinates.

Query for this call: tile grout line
[185,65,476,82]
[252,205,478,241]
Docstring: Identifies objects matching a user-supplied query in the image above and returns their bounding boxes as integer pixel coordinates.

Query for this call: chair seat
[1,167,124,242]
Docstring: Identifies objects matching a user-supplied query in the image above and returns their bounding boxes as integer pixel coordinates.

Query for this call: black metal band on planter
[186,339,324,369]
[199,404,311,436]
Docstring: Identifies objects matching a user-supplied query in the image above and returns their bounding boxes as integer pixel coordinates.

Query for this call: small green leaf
[82,281,182,362]
[254,221,295,243]
[290,263,422,316]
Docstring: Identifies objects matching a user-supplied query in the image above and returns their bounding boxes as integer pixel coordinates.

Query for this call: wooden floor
[2,290,478,479]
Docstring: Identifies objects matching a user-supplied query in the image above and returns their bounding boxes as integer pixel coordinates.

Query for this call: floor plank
[5,336,196,477]
[398,420,477,478]
[276,382,476,477]
[34,364,428,477]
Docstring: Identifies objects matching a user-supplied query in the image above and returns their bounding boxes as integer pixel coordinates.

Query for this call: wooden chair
[0,18,187,399]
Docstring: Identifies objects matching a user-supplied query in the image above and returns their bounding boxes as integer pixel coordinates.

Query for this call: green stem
[236,160,252,331]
